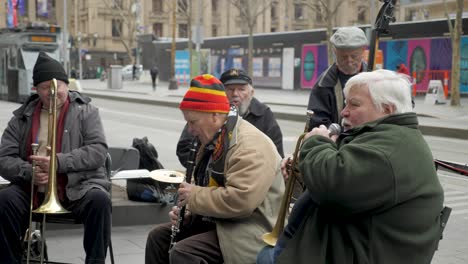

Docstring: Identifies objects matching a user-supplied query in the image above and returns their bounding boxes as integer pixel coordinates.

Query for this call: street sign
[424,80,446,105]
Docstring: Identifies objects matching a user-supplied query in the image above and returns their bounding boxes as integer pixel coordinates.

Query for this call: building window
[271,4,277,19]
[315,4,323,22]
[357,6,366,23]
[271,27,276,32]
[152,0,163,13]
[178,0,188,13]
[112,0,123,8]
[212,25,218,37]
[153,23,163,37]
[212,0,218,12]
[179,24,188,38]
[112,19,122,37]
[294,4,303,20]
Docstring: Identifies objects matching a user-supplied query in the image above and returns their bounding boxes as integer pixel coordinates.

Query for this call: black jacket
[306,63,367,130]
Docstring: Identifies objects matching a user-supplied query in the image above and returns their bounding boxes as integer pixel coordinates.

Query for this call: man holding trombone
[0,52,111,264]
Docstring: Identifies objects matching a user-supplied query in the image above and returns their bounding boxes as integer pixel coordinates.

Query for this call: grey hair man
[306,26,368,130]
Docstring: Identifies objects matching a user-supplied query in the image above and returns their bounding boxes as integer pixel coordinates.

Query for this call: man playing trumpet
[145,74,284,264]
[0,52,111,264]
[258,70,444,263]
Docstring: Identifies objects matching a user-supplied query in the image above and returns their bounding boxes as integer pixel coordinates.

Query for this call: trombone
[262,110,314,246]
[26,78,70,264]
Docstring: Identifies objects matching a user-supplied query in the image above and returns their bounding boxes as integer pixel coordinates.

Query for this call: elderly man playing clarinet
[145,74,284,264]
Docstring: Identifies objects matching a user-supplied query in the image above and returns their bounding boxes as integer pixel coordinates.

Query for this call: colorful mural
[300,44,328,89]
[300,36,466,93]
[461,37,468,93]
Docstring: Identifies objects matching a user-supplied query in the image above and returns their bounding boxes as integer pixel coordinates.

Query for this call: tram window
[17,50,25,69]
[9,46,17,68]
[0,52,5,85]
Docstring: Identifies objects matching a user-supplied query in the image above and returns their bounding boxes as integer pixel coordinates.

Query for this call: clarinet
[169,138,199,251]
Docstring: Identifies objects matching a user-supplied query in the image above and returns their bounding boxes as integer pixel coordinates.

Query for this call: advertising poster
[191,49,211,77]
[37,0,49,17]
[301,44,328,89]
[268,57,281,77]
[461,36,468,93]
[408,39,431,92]
[175,50,190,85]
[252,57,264,77]
[233,57,243,69]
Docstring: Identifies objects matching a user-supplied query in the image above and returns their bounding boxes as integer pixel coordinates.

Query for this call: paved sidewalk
[79,76,468,140]
[35,77,468,263]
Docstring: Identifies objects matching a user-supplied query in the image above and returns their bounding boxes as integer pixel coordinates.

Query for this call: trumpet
[262,110,314,246]
[26,78,69,264]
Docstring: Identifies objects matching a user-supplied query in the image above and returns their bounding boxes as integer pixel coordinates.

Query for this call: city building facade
[0,0,465,74]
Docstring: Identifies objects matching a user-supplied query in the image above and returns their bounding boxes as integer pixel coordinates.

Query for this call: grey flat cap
[330,27,368,49]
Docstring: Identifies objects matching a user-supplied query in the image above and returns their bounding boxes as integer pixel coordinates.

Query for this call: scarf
[26,96,70,208]
[195,106,239,188]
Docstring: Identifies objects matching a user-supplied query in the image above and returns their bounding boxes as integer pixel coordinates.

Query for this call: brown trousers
[145,219,224,264]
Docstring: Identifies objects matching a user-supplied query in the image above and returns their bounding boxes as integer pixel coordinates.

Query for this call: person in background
[145,74,284,264]
[150,64,159,92]
[0,52,111,264]
[177,68,284,168]
[132,63,137,80]
[396,63,410,76]
[258,69,444,264]
[306,26,368,130]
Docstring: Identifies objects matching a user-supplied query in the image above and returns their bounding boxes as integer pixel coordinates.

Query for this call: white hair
[343,69,413,114]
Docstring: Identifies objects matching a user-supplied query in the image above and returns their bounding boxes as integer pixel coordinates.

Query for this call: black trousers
[145,219,223,264]
[0,184,111,264]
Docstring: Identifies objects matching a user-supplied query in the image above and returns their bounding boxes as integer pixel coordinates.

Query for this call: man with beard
[177,68,284,167]
[306,26,368,130]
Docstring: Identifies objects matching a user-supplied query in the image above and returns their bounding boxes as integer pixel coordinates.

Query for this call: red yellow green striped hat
[179,74,230,113]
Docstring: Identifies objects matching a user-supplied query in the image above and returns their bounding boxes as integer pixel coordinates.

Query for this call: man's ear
[383,104,396,114]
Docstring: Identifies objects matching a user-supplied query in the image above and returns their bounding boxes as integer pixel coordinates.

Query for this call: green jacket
[278,113,444,264]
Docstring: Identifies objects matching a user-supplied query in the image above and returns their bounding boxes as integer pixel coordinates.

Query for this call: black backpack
[127,137,172,204]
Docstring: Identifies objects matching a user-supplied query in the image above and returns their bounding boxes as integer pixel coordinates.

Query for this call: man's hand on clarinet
[169,206,192,226]
[177,182,194,207]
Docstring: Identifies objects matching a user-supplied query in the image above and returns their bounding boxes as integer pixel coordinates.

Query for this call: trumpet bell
[261,232,277,247]
[150,169,185,184]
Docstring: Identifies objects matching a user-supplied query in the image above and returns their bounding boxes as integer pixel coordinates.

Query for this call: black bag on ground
[127,137,172,204]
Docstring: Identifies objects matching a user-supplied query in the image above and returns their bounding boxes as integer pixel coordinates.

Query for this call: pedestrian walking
[150,65,159,92]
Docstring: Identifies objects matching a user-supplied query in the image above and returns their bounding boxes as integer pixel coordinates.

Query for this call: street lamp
[77,31,82,80]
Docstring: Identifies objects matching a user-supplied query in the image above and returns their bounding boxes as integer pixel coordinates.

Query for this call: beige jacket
[188,118,285,264]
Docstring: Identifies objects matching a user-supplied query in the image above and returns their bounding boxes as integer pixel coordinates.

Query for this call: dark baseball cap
[220,68,252,85]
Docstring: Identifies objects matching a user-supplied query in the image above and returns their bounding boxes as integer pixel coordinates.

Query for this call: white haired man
[259,69,444,264]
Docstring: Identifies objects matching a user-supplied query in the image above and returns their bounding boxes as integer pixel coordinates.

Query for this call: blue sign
[175,50,190,85]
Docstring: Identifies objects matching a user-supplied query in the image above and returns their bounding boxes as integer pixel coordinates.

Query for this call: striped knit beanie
[179,74,230,113]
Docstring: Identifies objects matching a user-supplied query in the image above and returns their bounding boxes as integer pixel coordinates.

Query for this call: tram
[0,24,62,103]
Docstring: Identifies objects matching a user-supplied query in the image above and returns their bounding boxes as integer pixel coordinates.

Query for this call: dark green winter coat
[277,112,444,264]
